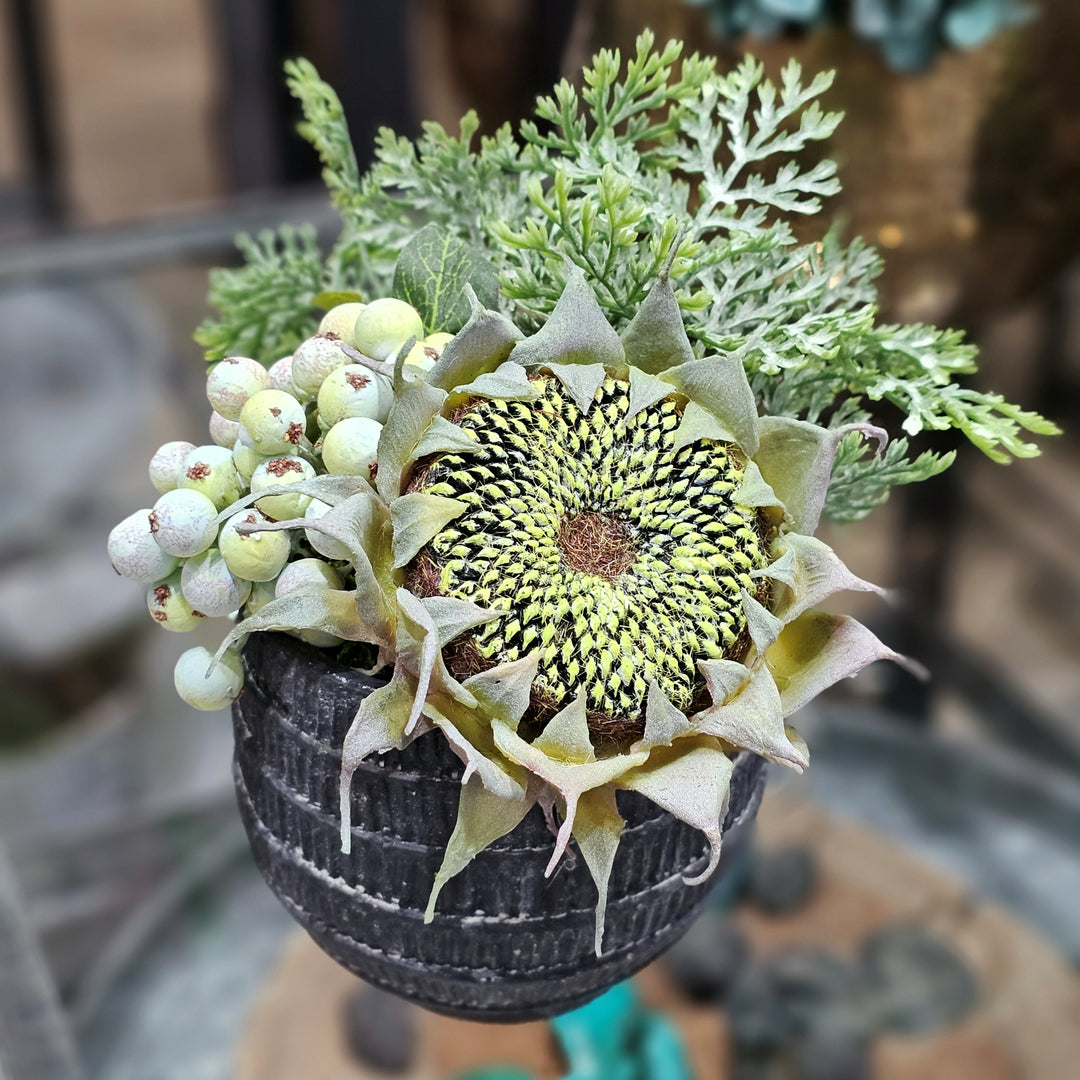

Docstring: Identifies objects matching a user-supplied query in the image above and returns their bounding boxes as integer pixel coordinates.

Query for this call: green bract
[214,271,915,953]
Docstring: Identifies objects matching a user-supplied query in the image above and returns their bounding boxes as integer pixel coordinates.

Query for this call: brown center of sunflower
[556,512,636,579]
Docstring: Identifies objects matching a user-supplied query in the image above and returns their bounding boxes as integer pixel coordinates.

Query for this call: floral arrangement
[108,36,1055,952]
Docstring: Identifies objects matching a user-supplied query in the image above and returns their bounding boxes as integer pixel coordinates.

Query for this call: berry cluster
[107,297,444,710]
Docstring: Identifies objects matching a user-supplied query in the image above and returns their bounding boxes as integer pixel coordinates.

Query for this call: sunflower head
[219,267,912,953]
[406,371,773,748]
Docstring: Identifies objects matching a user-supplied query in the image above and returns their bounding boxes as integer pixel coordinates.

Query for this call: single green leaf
[311,289,365,310]
[392,223,501,334]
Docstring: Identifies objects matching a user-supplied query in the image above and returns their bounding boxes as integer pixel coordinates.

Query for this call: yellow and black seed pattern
[413,376,769,720]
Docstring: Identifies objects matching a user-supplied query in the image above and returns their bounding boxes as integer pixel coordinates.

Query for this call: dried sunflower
[218,268,914,952]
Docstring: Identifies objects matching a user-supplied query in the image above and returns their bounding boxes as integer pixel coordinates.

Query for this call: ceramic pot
[233,631,766,1021]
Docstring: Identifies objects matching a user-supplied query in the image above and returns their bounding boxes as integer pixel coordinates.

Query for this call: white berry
[317,364,388,428]
[303,499,351,560]
[174,646,243,710]
[206,356,270,421]
[148,440,196,495]
[180,547,251,617]
[149,489,218,558]
[291,335,349,397]
[266,354,295,394]
[147,570,206,632]
[237,389,307,455]
[209,411,239,448]
[177,445,243,511]
[318,301,367,340]
[108,509,179,583]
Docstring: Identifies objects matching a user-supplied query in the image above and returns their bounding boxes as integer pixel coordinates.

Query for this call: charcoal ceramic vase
[233,631,766,1022]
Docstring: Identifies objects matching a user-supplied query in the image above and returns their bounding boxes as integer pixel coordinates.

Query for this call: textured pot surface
[234,632,766,1021]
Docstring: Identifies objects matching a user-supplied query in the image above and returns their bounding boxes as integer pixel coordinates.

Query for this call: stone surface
[726,947,873,1059]
[791,1035,871,1080]
[664,913,749,1002]
[726,966,791,1053]
[342,985,418,1074]
[860,925,979,1035]
[766,949,871,1044]
[729,1049,786,1080]
[748,847,818,916]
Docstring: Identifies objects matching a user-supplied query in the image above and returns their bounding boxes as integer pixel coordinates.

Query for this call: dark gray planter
[233,631,766,1022]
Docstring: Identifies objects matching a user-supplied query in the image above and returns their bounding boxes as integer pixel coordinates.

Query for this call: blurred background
[1,1,1079,1078]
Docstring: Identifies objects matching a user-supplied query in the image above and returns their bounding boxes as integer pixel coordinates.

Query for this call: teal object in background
[685,0,1035,71]
[551,980,638,1076]
[637,1015,696,1080]
[455,982,693,1080]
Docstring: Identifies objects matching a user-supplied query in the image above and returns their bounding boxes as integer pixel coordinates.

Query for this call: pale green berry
[276,559,346,648]
[237,389,307,454]
[350,298,424,361]
[206,356,271,421]
[321,417,381,480]
[177,445,243,511]
[149,488,218,558]
[317,364,388,428]
[147,570,207,632]
[180,547,251,618]
[219,509,291,582]
[397,340,439,383]
[173,646,243,710]
[250,456,316,520]
[318,301,366,340]
[275,557,344,596]
[425,331,454,352]
[303,499,351,560]
[266,355,294,394]
[291,335,349,397]
[232,442,277,484]
[209,411,239,448]
[108,509,179,583]
[149,440,196,495]
[244,578,278,616]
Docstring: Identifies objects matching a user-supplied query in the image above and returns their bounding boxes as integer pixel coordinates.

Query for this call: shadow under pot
[233,631,766,1022]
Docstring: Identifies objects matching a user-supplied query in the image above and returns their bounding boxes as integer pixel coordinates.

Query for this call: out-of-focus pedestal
[235,793,1080,1080]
